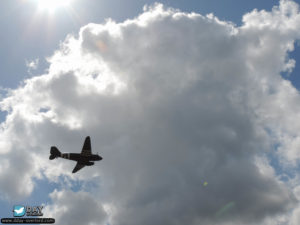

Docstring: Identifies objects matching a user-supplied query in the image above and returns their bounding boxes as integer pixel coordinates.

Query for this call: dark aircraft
[49,136,102,173]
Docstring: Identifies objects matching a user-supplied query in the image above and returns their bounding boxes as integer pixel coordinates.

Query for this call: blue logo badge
[13,205,25,217]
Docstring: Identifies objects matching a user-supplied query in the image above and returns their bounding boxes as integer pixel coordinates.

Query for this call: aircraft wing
[81,136,92,156]
[72,162,86,173]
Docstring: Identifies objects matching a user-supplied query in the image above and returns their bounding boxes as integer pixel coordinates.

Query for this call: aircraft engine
[86,162,94,166]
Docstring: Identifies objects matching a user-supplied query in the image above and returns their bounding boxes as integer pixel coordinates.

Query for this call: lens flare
[215,202,236,218]
[37,0,72,13]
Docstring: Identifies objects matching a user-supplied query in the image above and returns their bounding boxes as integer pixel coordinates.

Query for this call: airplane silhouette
[49,136,102,173]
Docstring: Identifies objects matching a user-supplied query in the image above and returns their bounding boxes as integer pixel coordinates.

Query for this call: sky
[1,0,300,225]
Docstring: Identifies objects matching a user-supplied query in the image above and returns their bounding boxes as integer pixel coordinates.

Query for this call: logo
[12,206,43,217]
[13,206,25,217]
[1,204,55,224]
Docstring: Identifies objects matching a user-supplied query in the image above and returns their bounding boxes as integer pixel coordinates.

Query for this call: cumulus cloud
[44,189,107,225]
[1,0,300,224]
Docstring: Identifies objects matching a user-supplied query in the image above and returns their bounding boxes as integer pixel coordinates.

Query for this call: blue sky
[1,1,300,224]
[0,0,285,125]
[1,0,298,89]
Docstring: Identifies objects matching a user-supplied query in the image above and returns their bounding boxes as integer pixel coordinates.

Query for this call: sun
[36,0,72,13]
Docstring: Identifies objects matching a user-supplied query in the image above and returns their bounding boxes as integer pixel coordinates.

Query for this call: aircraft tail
[49,146,61,160]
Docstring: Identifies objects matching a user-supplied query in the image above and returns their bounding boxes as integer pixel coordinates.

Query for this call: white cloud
[1,0,300,224]
[44,189,107,225]
[25,58,39,74]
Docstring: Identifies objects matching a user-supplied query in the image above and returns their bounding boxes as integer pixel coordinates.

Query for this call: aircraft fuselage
[50,136,102,173]
[60,153,102,165]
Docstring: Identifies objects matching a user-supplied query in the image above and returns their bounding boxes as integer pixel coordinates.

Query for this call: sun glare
[37,0,72,13]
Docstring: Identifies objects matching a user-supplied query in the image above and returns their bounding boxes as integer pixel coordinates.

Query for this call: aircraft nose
[98,155,103,160]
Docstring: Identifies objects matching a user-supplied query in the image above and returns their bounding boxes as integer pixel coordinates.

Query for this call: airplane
[49,136,102,173]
